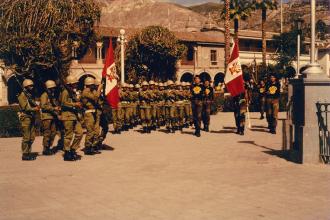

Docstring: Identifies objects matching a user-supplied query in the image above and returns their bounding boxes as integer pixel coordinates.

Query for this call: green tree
[272,29,305,78]
[0,0,100,80]
[221,0,254,41]
[255,0,278,67]
[124,26,186,82]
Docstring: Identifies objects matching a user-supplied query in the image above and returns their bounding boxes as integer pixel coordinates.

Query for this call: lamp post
[302,0,323,78]
[117,29,126,84]
[294,18,303,78]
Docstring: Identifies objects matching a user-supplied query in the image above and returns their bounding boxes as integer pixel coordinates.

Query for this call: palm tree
[221,0,254,43]
[255,0,278,67]
[224,0,230,70]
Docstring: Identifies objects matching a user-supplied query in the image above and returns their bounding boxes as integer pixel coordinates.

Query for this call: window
[210,50,217,65]
[187,46,194,61]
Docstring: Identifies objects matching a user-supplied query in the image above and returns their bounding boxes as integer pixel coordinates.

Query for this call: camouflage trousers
[63,120,83,151]
[176,103,185,127]
[184,102,192,125]
[192,100,203,131]
[20,116,36,154]
[266,98,279,129]
[112,107,123,131]
[165,104,177,128]
[150,103,158,127]
[42,119,57,150]
[140,106,151,127]
[98,110,110,145]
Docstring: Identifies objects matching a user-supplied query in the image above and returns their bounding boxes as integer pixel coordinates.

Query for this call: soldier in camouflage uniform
[134,84,141,126]
[139,81,152,133]
[111,82,122,134]
[233,92,247,135]
[127,84,136,128]
[183,82,193,128]
[94,78,109,150]
[18,79,40,161]
[175,81,185,131]
[202,80,214,132]
[81,77,102,155]
[40,80,61,156]
[120,83,130,131]
[164,80,177,133]
[148,81,158,130]
[60,75,83,161]
[157,83,166,127]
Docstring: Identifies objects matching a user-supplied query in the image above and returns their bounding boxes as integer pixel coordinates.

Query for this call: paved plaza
[0,112,329,220]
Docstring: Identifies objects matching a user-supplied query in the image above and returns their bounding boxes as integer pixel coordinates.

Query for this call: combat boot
[91,146,102,154]
[70,150,81,160]
[204,125,209,132]
[194,129,201,137]
[63,151,75,161]
[42,146,54,156]
[84,147,95,156]
[239,128,244,135]
[22,153,36,161]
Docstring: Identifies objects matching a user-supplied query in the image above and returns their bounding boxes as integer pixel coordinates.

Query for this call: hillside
[188,1,330,33]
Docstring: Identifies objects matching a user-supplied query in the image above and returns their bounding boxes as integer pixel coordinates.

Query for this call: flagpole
[118,29,126,84]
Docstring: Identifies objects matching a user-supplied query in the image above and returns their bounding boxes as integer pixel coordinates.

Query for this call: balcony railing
[316,102,330,164]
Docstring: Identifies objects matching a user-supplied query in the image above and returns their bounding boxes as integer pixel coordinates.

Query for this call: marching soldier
[158,83,166,127]
[258,79,266,120]
[266,74,281,134]
[127,84,136,128]
[164,80,177,133]
[175,81,185,131]
[191,76,204,137]
[94,78,109,150]
[120,83,130,131]
[134,84,141,126]
[60,75,83,161]
[202,80,214,132]
[183,82,193,128]
[233,92,247,135]
[18,79,40,161]
[139,81,152,133]
[112,82,123,134]
[40,80,61,156]
[149,80,158,130]
[81,77,102,155]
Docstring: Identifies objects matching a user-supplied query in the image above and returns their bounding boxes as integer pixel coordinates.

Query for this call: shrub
[0,105,42,138]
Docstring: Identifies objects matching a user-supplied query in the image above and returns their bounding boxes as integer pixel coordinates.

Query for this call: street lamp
[302,0,324,78]
[294,18,303,78]
[117,29,126,84]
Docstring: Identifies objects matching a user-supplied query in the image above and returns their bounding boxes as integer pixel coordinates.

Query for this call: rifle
[13,74,39,109]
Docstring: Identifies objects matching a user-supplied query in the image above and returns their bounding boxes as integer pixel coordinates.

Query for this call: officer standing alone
[191,76,204,137]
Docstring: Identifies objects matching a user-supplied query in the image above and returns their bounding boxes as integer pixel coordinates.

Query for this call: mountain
[96,0,211,32]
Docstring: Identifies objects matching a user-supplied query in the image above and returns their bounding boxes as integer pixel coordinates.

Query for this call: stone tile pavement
[0,113,329,220]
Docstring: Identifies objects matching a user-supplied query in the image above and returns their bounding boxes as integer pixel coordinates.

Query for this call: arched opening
[285,66,296,78]
[180,72,194,83]
[199,72,211,83]
[77,73,96,91]
[7,76,21,104]
[213,72,225,86]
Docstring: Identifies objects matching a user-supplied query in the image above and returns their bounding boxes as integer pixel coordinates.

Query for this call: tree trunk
[224,0,230,72]
[234,18,239,44]
[261,8,267,68]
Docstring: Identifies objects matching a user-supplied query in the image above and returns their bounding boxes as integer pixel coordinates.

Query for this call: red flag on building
[102,40,120,109]
[224,39,245,97]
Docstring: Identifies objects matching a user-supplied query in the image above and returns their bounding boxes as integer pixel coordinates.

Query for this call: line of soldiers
[112,77,214,137]
[17,76,109,161]
[17,75,214,161]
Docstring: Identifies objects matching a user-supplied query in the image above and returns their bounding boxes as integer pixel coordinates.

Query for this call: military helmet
[175,81,181,86]
[45,80,56,89]
[155,82,159,86]
[135,84,141,89]
[181,82,186,87]
[95,78,102,85]
[84,77,95,86]
[167,80,174,86]
[66,75,78,84]
[23,79,34,88]
[149,80,155,85]
[186,82,191,86]
[129,84,134,88]
[164,82,168,87]
[142,81,149,86]
[159,83,164,87]
[121,82,127,87]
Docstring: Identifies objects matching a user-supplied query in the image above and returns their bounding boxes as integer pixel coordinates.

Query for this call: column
[96,42,103,65]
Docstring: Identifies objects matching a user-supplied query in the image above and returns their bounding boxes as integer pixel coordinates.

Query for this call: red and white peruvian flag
[224,39,245,97]
[102,40,120,109]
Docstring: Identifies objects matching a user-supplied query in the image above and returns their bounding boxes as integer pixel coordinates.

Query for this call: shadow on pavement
[181,131,195,136]
[249,128,269,133]
[252,125,268,129]
[222,126,236,130]
[101,144,115,151]
[210,130,236,134]
[238,140,293,163]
